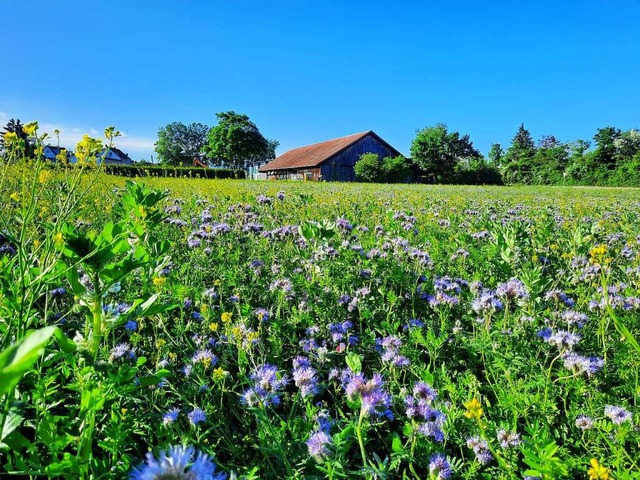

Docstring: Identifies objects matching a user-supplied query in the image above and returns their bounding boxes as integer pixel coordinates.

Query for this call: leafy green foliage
[354,153,411,183]
[205,111,278,169]
[410,123,481,182]
[155,122,210,166]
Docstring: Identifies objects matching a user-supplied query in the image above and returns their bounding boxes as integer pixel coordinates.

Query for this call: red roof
[259,131,372,172]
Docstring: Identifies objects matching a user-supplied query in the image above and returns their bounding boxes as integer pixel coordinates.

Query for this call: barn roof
[259,130,398,172]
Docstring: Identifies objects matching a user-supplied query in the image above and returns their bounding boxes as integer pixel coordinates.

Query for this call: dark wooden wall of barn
[320,134,398,182]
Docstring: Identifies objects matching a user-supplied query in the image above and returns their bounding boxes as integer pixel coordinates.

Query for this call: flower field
[1,162,640,479]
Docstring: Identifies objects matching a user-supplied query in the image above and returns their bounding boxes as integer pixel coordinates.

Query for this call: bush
[354,153,411,183]
[102,164,246,179]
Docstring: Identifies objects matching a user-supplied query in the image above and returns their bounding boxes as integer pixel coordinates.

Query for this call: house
[96,146,134,165]
[43,145,74,163]
[258,131,403,181]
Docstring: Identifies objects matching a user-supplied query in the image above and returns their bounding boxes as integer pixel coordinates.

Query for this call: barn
[258,131,403,181]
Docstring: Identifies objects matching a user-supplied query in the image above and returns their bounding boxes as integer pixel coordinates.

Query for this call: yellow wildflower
[212,367,228,381]
[168,352,177,362]
[221,312,232,323]
[209,322,219,332]
[34,145,44,157]
[53,232,64,245]
[153,276,166,288]
[463,398,484,421]
[587,459,609,480]
[38,170,53,184]
[34,240,40,248]
[214,279,221,286]
[10,192,20,202]
[3,131,18,144]
[121,408,128,416]
[55,148,69,164]
[22,121,38,137]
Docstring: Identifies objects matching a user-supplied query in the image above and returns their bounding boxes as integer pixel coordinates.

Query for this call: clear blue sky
[1,1,638,160]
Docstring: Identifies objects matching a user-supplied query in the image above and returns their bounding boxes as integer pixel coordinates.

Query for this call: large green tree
[206,111,277,169]
[155,122,210,166]
[501,124,537,183]
[410,123,481,182]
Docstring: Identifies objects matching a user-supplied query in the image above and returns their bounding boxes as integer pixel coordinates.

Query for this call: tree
[410,123,481,183]
[593,126,621,168]
[1,118,34,159]
[501,124,536,183]
[205,111,277,169]
[487,143,504,167]
[155,122,210,166]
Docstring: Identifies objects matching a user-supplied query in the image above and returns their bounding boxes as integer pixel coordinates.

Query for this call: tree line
[408,123,640,186]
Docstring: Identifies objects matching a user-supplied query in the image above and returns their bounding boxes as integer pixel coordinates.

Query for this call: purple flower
[496,278,529,305]
[306,430,332,462]
[109,343,136,362]
[575,414,594,430]
[466,436,492,464]
[254,308,270,322]
[162,408,179,425]
[292,357,318,398]
[343,372,393,419]
[428,453,452,479]
[242,364,289,408]
[188,408,206,427]
[335,217,353,232]
[496,429,521,448]
[604,405,633,425]
[129,445,226,480]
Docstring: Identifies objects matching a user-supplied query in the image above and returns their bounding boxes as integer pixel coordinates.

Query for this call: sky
[1,1,639,161]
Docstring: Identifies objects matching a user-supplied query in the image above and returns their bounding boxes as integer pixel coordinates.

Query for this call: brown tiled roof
[259,131,372,172]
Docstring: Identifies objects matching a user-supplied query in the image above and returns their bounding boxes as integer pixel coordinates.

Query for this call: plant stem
[356,408,369,473]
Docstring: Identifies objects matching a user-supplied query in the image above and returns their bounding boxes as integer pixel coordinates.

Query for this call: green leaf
[0,327,57,395]
[1,404,23,442]
[345,352,362,374]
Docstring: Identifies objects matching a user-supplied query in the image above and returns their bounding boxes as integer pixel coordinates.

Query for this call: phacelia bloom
[604,405,633,425]
[546,330,581,349]
[496,278,529,306]
[561,310,588,328]
[575,415,594,430]
[544,289,575,307]
[191,349,218,368]
[242,364,289,408]
[277,190,285,200]
[109,343,136,362]
[129,445,227,480]
[188,408,206,427]
[377,335,411,368]
[256,194,272,205]
[428,453,452,479]
[343,372,393,419]
[125,320,138,332]
[471,289,503,315]
[496,429,521,448]
[254,308,270,322]
[292,357,319,398]
[404,382,445,442]
[561,352,604,377]
[50,287,67,297]
[162,408,180,425]
[335,217,353,232]
[306,430,332,462]
[466,437,493,465]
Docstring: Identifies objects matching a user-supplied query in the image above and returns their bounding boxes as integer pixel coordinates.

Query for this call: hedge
[102,164,246,179]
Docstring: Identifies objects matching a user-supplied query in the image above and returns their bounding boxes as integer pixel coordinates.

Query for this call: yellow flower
[3,131,18,144]
[34,145,44,157]
[463,398,484,421]
[121,408,128,416]
[214,279,221,286]
[34,240,40,248]
[38,170,53,184]
[53,232,64,245]
[55,148,69,164]
[22,121,38,137]
[209,322,219,332]
[221,312,232,323]
[588,459,610,480]
[153,276,167,288]
[10,192,20,202]
[212,367,228,381]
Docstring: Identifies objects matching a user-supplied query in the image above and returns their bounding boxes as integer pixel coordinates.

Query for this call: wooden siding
[320,133,399,182]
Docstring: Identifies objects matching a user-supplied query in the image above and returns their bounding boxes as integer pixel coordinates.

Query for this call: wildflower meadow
[1,126,639,479]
